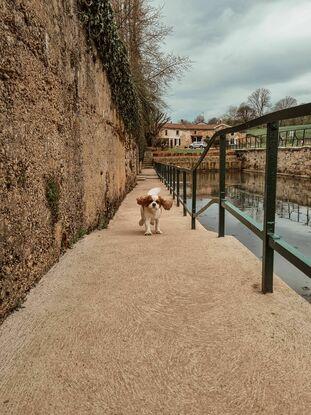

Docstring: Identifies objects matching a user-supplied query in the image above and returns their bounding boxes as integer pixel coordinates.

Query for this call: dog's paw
[144,231,152,236]
[155,230,162,234]
[139,219,144,226]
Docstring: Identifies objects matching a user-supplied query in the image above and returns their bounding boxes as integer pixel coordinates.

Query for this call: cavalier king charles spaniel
[137,188,173,235]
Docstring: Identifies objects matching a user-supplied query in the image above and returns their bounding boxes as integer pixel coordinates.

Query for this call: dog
[137,188,173,235]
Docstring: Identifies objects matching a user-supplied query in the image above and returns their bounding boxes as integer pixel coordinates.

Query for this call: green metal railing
[154,104,311,293]
[234,127,311,149]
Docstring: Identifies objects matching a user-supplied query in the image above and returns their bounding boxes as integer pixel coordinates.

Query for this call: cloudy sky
[152,0,311,121]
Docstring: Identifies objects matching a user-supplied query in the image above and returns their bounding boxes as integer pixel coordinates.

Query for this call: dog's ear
[158,196,173,210]
[137,195,153,207]
[136,196,145,206]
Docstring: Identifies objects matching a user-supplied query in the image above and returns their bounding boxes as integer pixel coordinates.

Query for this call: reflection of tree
[196,171,310,206]
[192,171,310,226]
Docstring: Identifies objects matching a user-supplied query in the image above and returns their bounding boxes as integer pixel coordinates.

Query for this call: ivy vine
[78,0,141,139]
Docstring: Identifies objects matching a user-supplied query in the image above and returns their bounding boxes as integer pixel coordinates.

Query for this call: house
[157,121,244,148]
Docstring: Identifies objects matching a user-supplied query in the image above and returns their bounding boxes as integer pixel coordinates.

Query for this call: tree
[208,117,220,124]
[194,114,205,124]
[274,96,297,111]
[236,103,255,123]
[222,105,239,125]
[247,88,271,117]
[111,0,190,142]
[146,110,170,146]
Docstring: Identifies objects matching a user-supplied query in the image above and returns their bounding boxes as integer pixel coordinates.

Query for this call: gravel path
[0,169,311,414]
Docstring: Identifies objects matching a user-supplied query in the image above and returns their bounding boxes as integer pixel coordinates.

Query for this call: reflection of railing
[233,127,311,149]
[227,187,311,226]
[154,103,311,294]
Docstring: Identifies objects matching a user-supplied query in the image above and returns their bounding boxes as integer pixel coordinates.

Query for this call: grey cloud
[153,0,311,120]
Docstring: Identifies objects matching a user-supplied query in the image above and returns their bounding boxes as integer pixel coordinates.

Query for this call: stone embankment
[237,146,311,177]
[152,146,311,177]
[153,149,241,170]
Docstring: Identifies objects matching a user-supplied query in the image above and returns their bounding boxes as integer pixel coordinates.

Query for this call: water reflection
[193,171,311,302]
[227,188,310,226]
[195,171,311,226]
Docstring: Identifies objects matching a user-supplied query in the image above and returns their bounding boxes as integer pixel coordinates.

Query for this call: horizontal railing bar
[156,164,192,174]
[222,200,263,238]
[269,236,311,278]
[174,167,192,173]
[217,103,311,136]
[194,198,219,217]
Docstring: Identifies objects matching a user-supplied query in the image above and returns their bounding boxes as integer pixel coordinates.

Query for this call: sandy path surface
[0,169,311,414]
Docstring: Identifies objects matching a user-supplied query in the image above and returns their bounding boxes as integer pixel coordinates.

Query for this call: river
[188,171,311,302]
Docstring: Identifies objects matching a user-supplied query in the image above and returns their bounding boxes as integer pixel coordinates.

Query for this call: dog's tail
[148,187,161,196]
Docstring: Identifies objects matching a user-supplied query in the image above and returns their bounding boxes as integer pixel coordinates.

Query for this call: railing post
[167,164,170,189]
[172,167,176,199]
[176,169,180,207]
[262,121,279,294]
[191,169,197,229]
[218,133,226,237]
[182,171,187,216]
[169,165,172,194]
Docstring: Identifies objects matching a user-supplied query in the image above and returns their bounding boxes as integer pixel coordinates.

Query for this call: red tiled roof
[162,122,230,131]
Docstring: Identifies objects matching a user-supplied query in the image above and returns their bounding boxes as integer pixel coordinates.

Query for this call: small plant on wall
[45,177,60,224]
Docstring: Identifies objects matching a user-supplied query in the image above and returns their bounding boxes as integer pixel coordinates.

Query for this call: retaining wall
[0,0,138,319]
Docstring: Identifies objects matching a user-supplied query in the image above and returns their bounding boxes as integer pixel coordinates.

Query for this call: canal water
[190,171,311,302]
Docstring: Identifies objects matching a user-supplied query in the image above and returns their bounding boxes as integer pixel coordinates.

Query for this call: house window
[194,130,197,134]
[165,130,168,136]
[174,138,180,146]
[176,130,179,136]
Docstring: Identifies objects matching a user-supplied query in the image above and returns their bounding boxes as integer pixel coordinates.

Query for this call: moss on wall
[78,0,141,138]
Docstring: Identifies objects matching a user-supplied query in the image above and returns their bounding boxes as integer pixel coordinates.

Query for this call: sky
[152,0,311,122]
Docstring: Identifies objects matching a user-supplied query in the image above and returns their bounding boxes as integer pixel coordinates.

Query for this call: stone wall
[0,0,138,319]
[237,147,311,178]
[153,149,241,170]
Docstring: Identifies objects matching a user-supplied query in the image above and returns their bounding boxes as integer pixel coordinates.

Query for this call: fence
[154,104,311,293]
[234,127,311,149]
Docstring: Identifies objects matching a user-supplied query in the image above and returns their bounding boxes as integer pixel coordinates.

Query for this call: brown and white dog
[137,188,173,235]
